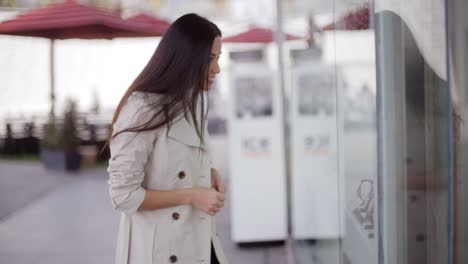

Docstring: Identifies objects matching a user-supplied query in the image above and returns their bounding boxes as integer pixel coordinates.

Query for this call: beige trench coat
[107,91,228,264]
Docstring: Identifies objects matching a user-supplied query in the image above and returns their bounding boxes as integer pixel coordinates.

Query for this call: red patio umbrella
[223,27,303,43]
[126,13,170,36]
[0,0,164,116]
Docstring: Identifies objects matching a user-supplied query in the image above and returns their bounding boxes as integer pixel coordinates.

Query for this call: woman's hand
[189,187,225,216]
[211,168,226,194]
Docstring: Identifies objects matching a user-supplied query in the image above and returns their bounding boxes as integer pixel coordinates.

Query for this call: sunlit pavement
[0,136,294,264]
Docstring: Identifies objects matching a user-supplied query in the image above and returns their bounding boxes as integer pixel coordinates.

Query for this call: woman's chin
[204,82,213,91]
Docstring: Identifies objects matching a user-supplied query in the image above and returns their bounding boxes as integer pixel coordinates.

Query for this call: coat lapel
[166,113,209,151]
[166,97,210,151]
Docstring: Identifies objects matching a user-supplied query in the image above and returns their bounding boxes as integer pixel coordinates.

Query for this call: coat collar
[132,91,209,151]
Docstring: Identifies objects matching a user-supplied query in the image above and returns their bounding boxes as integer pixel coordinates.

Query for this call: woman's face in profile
[205,36,222,91]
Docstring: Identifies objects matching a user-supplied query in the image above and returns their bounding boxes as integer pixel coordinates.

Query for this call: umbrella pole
[50,39,55,117]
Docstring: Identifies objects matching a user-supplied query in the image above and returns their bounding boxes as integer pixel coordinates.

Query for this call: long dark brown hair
[103,13,221,150]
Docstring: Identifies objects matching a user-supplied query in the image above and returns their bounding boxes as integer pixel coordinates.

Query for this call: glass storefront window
[285,0,466,263]
[375,0,452,263]
[284,0,378,263]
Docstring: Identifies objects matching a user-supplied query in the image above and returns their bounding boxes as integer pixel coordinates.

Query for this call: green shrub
[42,99,80,152]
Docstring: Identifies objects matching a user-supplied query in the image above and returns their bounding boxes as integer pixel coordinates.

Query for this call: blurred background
[0,0,467,263]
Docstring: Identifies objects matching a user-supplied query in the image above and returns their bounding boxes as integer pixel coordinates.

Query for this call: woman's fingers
[207,204,222,215]
[215,178,226,194]
[210,203,223,210]
[217,193,225,202]
[218,184,226,194]
[208,209,219,215]
[212,169,227,194]
[216,177,226,194]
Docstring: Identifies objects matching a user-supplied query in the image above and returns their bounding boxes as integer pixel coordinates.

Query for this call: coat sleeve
[107,96,158,215]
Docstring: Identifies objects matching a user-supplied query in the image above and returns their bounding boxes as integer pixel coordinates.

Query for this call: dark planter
[40,149,81,172]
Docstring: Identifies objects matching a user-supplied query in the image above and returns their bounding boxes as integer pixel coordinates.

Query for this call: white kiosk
[290,48,341,239]
[227,48,288,243]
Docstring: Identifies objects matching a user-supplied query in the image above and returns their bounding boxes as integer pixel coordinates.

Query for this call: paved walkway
[0,136,294,264]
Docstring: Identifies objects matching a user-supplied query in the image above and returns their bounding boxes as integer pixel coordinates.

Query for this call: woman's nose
[212,63,220,74]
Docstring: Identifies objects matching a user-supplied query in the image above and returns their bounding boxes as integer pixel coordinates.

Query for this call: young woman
[106,13,228,264]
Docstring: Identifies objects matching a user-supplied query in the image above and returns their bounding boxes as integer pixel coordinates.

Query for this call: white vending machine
[228,61,288,243]
[290,62,341,239]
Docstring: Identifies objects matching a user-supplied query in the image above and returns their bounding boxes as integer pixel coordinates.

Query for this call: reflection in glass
[282,0,466,263]
[286,0,376,264]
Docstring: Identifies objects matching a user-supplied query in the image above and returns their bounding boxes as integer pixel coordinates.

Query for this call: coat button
[178,171,186,179]
[172,212,180,220]
[169,255,178,263]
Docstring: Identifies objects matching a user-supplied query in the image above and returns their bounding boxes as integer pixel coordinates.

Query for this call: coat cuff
[113,187,146,215]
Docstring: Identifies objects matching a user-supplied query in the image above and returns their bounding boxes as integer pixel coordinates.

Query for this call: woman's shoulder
[130,91,163,103]
[116,91,163,129]
[122,91,163,114]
